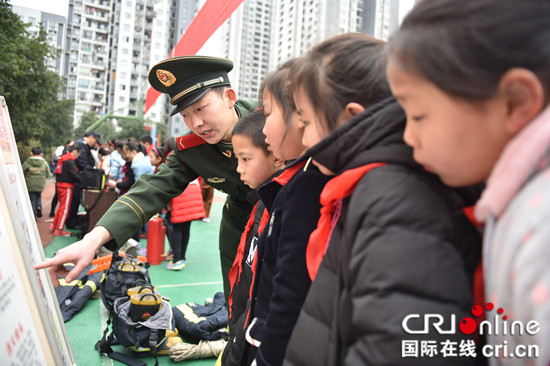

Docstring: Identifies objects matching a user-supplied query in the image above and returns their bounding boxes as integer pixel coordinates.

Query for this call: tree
[115,117,148,141]
[74,110,117,143]
[0,1,73,149]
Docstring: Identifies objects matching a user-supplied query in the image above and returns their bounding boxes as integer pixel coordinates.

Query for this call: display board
[0,96,75,365]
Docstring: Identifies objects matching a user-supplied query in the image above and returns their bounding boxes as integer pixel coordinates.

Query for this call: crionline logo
[402,302,540,336]
[401,303,540,360]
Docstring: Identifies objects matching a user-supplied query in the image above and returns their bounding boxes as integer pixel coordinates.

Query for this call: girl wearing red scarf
[284,33,484,365]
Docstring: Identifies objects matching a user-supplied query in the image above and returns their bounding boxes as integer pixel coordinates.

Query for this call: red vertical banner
[145,0,245,114]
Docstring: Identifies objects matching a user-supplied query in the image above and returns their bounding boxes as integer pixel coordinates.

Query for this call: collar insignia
[156,69,176,87]
[207,177,225,184]
[222,150,232,158]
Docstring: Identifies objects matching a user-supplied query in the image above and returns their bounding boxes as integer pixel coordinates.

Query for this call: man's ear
[499,68,545,135]
[225,88,237,109]
[337,102,365,127]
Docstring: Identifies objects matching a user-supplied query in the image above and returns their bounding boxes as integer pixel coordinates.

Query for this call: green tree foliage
[73,110,97,139]
[73,110,117,143]
[115,117,148,141]
[0,0,73,149]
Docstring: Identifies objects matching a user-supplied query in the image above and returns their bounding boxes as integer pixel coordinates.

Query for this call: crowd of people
[34,0,550,365]
[26,129,214,269]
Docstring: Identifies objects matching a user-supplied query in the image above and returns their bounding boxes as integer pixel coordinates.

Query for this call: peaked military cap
[149,56,233,116]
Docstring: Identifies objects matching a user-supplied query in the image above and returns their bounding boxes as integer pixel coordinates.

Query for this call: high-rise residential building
[65,0,112,125]
[158,0,200,138]
[11,5,67,76]
[269,0,364,71]
[108,0,162,119]
[219,0,364,101]
[362,0,399,40]
[220,0,271,100]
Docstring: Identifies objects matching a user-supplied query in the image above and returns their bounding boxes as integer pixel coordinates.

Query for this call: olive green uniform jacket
[97,100,257,301]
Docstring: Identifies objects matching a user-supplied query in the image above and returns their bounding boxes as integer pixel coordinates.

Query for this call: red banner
[145,0,245,114]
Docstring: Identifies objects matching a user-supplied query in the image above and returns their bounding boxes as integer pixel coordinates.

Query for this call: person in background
[49,140,74,217]
[139,134,154,155]
[66,130,101,230]
[96,147,110,181]
[165,177,205,270]
[49,145,82,236]
[23,146,51,218]
[148,145,164,173]
[107,140,153,194]
[220,109,284,366]
[386,0,550,364]
[108,138,125,182]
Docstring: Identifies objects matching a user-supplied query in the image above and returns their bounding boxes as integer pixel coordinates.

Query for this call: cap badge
[156,69,176,87]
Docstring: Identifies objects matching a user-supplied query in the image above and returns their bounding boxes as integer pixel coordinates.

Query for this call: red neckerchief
[55,152,77,175]
[306,162,386,281]
[227,202,270,318]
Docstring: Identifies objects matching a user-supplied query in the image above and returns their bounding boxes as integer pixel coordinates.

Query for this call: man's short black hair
[31,146,42,155]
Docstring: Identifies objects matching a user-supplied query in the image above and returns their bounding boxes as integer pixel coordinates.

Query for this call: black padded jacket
[283,98,483,366]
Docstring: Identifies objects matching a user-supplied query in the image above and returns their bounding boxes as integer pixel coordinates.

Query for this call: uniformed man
[35,56,258,303]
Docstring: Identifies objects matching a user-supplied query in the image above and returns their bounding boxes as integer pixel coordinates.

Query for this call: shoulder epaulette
[176,134,207,151]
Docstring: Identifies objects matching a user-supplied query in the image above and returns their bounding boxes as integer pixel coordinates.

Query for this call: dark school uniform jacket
[283,98,484,366]
[241,158,331,366]
[222,190,269,366]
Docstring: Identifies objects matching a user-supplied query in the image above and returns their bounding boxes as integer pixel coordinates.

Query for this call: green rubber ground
[45,200,225,366]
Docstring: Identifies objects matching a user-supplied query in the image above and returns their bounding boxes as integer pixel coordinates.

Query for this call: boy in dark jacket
[23,146,51,217]
[221,110,284,366]
[49,145,82,236]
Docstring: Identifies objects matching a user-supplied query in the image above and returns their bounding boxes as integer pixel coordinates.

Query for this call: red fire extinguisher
[147,216,165,265]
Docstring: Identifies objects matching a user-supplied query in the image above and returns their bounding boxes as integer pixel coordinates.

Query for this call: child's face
[149,151,162,166]
[262,88,305,161]
[71,150,81,159]
[232,134,280,189]
[387,60,511,187]
[294,86,328,148]
[294,86,337,176]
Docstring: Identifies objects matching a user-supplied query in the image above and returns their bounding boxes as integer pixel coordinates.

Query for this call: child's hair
[124,140,141,152]
[232,109,269,155]
[139,135,153,145]
[98,147,110,156]
[162,137,174,157]
[68,145,81,153]
[31,146,42,155]
[289,33,390,131]
[150,145,165,161]
[259,59,297,127]
[386,0,550,102]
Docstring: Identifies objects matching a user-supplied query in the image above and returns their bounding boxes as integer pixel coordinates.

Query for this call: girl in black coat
[239,61,330,366]
[283,33,483,366]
